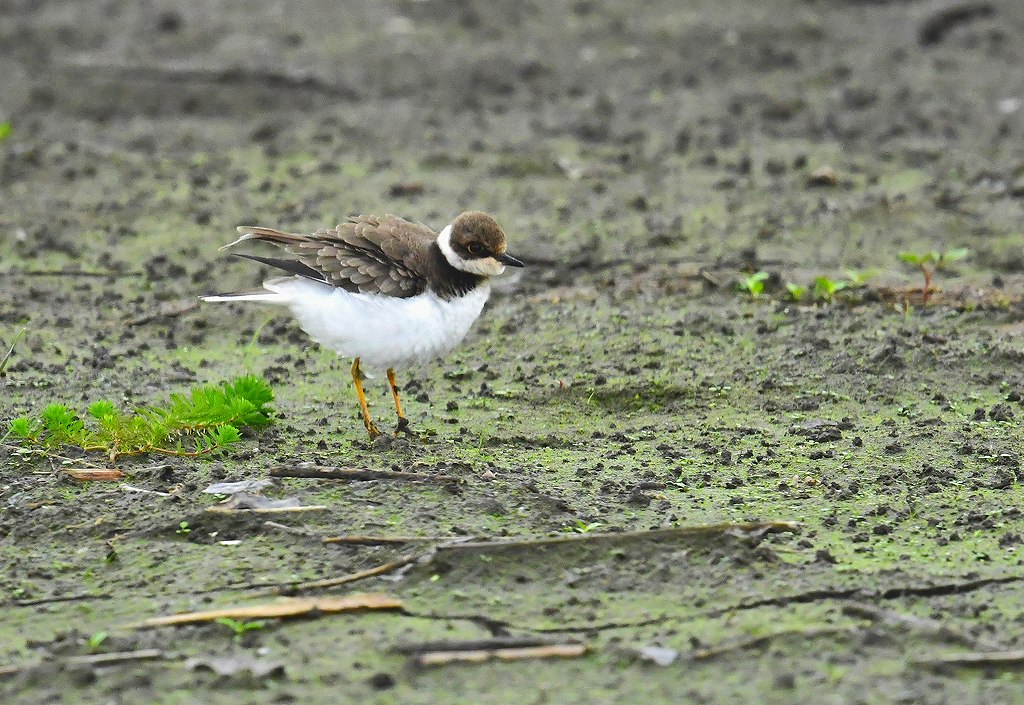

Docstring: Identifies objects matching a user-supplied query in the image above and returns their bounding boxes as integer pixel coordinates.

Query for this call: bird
[202,211,524,439]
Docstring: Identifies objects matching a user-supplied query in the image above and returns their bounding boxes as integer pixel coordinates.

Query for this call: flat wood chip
[130,593,402,628]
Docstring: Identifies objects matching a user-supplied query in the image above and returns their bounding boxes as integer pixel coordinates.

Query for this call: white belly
[265,277,490,368]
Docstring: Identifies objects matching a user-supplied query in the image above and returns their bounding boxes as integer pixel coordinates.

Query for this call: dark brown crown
[448,211,507,260]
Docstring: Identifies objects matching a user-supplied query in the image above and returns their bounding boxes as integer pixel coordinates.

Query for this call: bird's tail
[201,277,297,303]
[201,289,283,303]
[218,225,307,251]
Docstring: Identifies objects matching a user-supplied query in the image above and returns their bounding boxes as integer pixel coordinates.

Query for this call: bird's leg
[350,357,381,439]
[387,368,410,434]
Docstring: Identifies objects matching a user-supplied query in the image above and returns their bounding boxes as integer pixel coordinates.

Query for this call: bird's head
[437,211,524,276]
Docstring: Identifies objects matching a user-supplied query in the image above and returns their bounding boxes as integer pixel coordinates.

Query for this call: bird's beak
[497,252,525,267]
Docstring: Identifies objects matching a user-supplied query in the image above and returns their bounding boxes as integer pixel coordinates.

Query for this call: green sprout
[214,617,267,643]
[844,269,879,288]
[785,283,806,302]
[898,248,969,304]
[0,122,12,141]
[813,276,847,302]
[7,375,273,462]
[567,520,604,534]
[176,521,191,535]
[737,271,771,299]
[86,631,109,653]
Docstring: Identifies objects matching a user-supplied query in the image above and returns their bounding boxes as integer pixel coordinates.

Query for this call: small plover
[203,212,523,439]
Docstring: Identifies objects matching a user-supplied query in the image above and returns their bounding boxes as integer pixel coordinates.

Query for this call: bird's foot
[364,420,383,440]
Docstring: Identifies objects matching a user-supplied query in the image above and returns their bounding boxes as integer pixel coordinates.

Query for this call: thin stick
[66,649,166,666]
[256,553,423,596]
[435,521,800,553]
[0,649,164,679]
[129,594,401,629]
[842,603,989,648]
[263,520,319,537]
[0,327,26,376]
[395,637,576,654]
[413,643,587,666]
[914,650,1024,669]
[692,626,854,661]
[269,465,460,484]
[322,535,456,545]
[13,592,107,607]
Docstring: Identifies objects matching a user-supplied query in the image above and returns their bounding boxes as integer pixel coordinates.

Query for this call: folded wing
[224,215,434,299]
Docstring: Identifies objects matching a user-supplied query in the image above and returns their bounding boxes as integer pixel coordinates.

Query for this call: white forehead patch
[437,223,506,276]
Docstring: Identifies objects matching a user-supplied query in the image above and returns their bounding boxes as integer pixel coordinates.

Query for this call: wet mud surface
[3,0,1024,702]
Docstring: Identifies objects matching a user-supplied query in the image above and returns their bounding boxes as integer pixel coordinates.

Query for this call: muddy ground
[3,0,1024,702]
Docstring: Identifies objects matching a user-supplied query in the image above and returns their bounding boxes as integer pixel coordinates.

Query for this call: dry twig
[269,465,460,484]
[435,521,800,553]
[842,602,991,648]
[400,638,587,667]
[913,650,1024,669]
[692,626,855,661]
[129,593,402,629]
[322,534,458,545]
[257,554,424,596]
[0,327,26,376]
[0,649,165,679]
[262,520,320,538]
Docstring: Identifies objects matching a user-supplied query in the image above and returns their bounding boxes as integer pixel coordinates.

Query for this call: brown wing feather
[229,215,435,298]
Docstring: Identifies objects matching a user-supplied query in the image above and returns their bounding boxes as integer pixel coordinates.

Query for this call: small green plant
[785,283,806,302]
[86,631,108,653]
[737,271,771,299]
[7,376,273,461]
[176,521,191,535]
[567,520,604,534]
[844,269,878,288]
[898,248,969,303]
[214,617,267,643]
[0,122,12,141]
[813,276,847,302]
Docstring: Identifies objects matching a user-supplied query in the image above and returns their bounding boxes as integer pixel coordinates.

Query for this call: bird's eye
[467,242,484,255]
